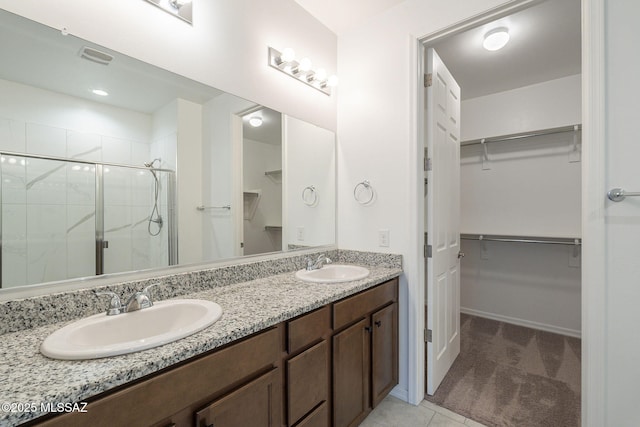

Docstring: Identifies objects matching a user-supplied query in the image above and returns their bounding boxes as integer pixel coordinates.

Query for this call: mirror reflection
[0,10,335,291]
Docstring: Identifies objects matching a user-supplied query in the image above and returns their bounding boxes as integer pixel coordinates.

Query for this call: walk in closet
[459,74,582,337]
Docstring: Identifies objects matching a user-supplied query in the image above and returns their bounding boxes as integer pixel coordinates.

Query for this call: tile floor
[360,395,488,427]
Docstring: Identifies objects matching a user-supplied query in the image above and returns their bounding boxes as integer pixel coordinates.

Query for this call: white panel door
[425,48,461,395]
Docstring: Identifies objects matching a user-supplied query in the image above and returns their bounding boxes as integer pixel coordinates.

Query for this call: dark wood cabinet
[332,279,399,427]
[31,278,399,427]
[195,369,281,427]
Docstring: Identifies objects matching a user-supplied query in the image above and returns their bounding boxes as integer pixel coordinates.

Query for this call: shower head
[144,158,161,168]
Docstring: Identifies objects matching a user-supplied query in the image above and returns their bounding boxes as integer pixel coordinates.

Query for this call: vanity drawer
[333,278,398,330]
[287,340,329,425]
[287,305,331,354]
[33,326,281,427]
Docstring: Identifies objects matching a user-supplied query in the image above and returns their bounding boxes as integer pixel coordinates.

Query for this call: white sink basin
[41,299,223,360]
[295,264,370,283]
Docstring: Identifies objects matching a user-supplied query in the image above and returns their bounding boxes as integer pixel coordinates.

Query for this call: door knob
[458,251,465,259]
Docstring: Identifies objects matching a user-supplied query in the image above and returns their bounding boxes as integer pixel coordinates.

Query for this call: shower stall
[0,151,177,288]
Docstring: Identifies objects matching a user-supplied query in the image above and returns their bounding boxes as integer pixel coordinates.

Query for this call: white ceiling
[431,0,581,99]
[294,0,405,35]
[297,0,581,100]
[0,10,223,114]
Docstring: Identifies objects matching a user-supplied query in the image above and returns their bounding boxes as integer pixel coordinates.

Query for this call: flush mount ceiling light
[483,27,510,51]
[268,47,338,96]
[143,0,193,24]
[249,116,263,127]
[92,89,109,96]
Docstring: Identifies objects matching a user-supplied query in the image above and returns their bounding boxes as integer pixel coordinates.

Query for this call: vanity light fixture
[143,0,193,24]
[268,47,338,96]
[483,27,510,51]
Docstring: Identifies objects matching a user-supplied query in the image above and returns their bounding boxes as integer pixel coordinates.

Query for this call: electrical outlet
[296,226,305,241]
[379,229,390,247]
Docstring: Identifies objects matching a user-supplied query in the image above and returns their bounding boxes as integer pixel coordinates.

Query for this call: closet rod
[461,233,581,246]
[460,124,581,147]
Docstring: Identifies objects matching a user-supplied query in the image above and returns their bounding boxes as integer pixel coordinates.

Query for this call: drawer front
[333,278,398,330]
[287,340,329,425]
[34,327,281,427]
[287,305,331,354]
[195,368,281,427]
[296,402,329,427]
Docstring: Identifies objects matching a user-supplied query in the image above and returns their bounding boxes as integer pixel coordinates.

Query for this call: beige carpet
[425,313,581,427]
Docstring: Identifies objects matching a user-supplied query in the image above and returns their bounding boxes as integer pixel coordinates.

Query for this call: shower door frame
[0,150,177,287]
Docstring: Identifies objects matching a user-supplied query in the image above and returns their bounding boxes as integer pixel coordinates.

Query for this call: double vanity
[0,249,402,427]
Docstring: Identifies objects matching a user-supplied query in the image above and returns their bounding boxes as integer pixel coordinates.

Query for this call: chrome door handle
[458,251,465,259]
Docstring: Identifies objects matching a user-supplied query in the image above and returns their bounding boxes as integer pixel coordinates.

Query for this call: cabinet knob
[375,320,382,328]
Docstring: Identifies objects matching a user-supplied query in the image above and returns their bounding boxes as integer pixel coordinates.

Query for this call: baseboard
[461,307,581,338]
[390,385,409,402]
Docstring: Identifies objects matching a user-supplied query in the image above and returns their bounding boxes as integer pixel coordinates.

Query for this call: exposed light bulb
[327,75,339,87]
[92,89,109,96]
[299,58,312,72]
[483,27,510,51]
[280,48,295,63]
[249,116,263,127]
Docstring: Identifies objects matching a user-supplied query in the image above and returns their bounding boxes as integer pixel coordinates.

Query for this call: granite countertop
[0,264,401,426]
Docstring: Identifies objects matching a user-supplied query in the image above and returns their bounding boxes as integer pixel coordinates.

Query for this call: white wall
[284,116,336,249]
[337,0,512,404]
[243,138,282,255]
[462,74,581,141]
[0,0,337,132]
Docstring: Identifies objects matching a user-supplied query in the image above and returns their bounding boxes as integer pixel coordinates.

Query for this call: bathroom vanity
[30,278,398,427]
[0,250,401,427]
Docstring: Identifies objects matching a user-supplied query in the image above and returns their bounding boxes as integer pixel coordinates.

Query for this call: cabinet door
[371,303,398,407]
[195,369,281,427]
[333,318,371,427]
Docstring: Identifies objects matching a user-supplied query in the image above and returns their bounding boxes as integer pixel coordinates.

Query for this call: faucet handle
[94,291,123,316]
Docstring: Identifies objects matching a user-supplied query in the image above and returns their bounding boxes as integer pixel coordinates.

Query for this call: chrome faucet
[94,284,159,316]
[306,254,332,271]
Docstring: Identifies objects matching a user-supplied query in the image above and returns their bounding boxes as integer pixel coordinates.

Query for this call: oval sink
[41,299,222,360]
[295,264,370,283]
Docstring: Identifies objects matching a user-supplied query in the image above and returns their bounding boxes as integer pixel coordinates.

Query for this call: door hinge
[424,244,432,258]
[424,73,432,88]
[425,329,432,343]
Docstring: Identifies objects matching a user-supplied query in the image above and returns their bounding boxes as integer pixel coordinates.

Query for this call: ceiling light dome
[483,27,510,51]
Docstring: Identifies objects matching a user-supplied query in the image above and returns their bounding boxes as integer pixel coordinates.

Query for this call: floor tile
[427,413,466,427]
[420,400,466,423]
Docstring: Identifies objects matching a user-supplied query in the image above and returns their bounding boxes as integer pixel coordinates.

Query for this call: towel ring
[302,185,318,206]
[354,180,374,205]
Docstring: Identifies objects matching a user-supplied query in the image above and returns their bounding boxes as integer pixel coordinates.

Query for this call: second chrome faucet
[95,283,160,316]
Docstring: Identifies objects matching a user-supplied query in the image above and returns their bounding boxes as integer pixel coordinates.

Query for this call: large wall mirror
[0,9,336,293]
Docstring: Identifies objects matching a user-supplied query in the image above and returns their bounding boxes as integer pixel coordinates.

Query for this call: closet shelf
[460,124,581,147]
[461,233,581,246]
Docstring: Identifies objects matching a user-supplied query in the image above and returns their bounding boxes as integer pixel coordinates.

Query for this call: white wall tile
[27,204,67,285]
[26,158,67,205]
[66,205,96,280]
[0,117,26,153]
[26,123,66,157]
[67,130,102,161]
[102,136,132,164]
[1,203,27,287]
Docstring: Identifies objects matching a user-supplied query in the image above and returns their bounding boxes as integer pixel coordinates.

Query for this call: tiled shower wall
[0,116,175,287]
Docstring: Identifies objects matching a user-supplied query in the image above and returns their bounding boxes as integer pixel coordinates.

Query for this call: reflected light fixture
[268,46,338,96]
[483,27,510,51]
[249,116,263,127]
[143,0,193,24]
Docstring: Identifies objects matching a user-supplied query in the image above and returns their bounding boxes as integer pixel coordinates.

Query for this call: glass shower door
[1,154,96,287]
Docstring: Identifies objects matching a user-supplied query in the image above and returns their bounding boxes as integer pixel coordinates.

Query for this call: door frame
[409,1,605,424]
